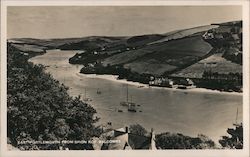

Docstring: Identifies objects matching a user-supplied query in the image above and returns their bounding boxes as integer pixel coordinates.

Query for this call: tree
[7,44,100,150]
[219,124,243,149]
[129,124,148,136]
[155,132,216,149]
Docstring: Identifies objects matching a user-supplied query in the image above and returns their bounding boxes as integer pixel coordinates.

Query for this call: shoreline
[27,50,242,146]
[76,73,242,96]
[40,49,242,96]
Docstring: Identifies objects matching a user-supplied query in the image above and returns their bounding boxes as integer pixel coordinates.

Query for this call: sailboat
[120,84,137,112]
[82,88,92,102]
[97,88,102,94]
[233,107,241,127]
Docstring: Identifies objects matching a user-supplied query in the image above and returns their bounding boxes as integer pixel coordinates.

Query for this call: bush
[7,44,101,150]
[129,124,148,136]
[219,124,243,149]
[155,132,216,149]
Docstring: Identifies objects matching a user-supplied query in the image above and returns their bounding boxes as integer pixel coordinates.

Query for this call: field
[124,60,177,75]
[102,35,212,75]
[171,53,242,78]
[11,43,47,53]
[150,25,217,44]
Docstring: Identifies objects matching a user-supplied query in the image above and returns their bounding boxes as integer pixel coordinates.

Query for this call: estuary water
[29,50,243,143]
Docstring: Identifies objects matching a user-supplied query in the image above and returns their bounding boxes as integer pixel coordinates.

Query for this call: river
[29,50,243,143]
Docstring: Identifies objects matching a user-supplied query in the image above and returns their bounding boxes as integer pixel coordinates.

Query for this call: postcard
[1,0,249,157]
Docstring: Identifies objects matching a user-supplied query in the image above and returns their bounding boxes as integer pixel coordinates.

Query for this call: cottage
[93,126,157,150]
[202,32,214,40]
[177,78,195,89]
[149,77,174,87]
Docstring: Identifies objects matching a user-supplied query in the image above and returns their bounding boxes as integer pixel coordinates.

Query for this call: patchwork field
[171,53,242,78]
[102,35,212,75]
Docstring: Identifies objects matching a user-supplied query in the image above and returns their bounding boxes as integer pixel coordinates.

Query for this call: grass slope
[102,35,212,75]
[171,53,242,78]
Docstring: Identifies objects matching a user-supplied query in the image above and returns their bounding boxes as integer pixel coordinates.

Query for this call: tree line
[7,44,101,150]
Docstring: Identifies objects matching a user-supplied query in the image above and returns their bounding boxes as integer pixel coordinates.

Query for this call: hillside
[69,24,216,76]
[101,36,213,75]
[150,25,218,44]
[172,20,242,78]
[8,21,242,91]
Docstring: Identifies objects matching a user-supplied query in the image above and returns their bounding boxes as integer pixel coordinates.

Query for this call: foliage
[204,22,242,65]
[129,124,148,136]
[219,124,243,149]
[80,64,151,84]
[155,132,216,149]
[199,71,242,92]
[7,44,100,150]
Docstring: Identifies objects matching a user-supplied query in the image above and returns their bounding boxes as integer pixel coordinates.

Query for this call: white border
[1,1,249,157]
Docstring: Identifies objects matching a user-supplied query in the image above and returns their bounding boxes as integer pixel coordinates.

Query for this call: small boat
[120,101,128,106]
[177,85,187,89]
[118,109,123,112]
[128,103,136,112]
[120,84,137,112]
[120,84,130,106]
[82,88,92,102]
[97,88,102,94]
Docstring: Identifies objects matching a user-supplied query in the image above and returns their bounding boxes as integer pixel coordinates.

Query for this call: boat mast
[126,84,128,103]
[235,107,238,125]
[85,88,87,99]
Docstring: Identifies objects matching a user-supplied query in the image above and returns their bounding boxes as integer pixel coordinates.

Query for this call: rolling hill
[8,21,242,83]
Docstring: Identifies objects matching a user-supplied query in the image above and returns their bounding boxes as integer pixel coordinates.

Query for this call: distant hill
[150,25,218,44]
[66,24,217,76]
[8,21,242,79]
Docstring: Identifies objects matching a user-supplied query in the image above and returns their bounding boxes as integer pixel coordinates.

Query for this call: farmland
[171,53,242,79]
[102,35,213,75]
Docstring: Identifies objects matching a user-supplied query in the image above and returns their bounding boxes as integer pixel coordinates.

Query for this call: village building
[92,126,157,150]
[202,32,214,40]
[149,77,174,87]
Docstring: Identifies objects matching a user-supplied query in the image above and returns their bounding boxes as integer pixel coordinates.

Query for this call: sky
[7,6,242,39]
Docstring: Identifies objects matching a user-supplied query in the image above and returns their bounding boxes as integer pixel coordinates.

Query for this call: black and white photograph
[1,0,249,157]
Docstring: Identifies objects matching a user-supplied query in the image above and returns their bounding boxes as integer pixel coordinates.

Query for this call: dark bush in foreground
[155,133,216,149]
[129,124,148,136]
[7,44,101,150]
[219,124,243,149]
